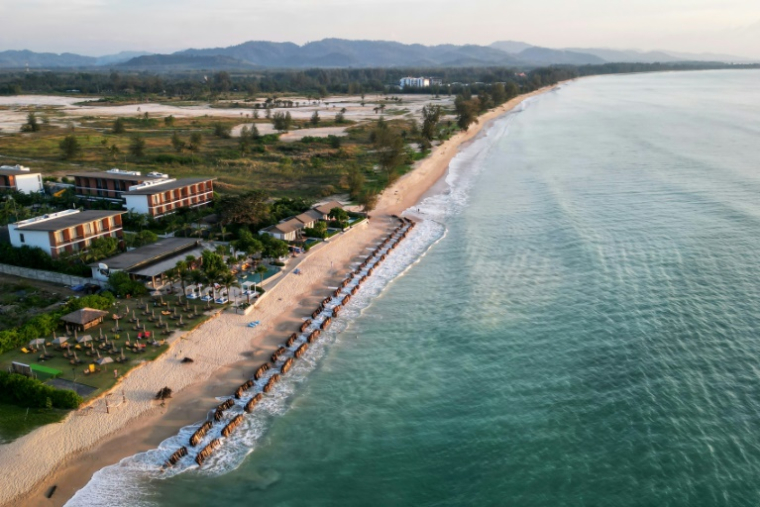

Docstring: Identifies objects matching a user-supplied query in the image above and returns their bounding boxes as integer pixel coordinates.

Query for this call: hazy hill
[0,39,752,71]
[176,39,520,68]
[489,41,534,54]
[0,50,96,68]
[517,47,605,65]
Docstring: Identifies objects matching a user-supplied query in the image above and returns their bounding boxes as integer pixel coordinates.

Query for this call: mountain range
[0,39,753,70]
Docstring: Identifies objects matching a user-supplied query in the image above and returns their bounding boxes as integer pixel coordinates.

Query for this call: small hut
[60,308,109,332]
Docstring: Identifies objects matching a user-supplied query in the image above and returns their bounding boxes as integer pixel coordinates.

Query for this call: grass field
[0,403,67,443]
[0,113,418,199]
[0,295,215,397]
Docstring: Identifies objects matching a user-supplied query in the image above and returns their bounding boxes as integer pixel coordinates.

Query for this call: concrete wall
[0,262,97,287]
[8,227,53,256]
[124,195,150,215]
[15,173,43,194]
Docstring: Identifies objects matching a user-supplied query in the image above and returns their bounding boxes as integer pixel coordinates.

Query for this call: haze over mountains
[0,39,752,70]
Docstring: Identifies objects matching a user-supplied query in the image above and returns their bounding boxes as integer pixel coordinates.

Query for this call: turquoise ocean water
[68,70,760,507]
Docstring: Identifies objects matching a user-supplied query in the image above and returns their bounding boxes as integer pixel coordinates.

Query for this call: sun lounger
[215,297,229,304]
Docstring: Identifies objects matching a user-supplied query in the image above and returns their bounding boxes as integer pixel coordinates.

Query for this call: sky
[1,0,759,59]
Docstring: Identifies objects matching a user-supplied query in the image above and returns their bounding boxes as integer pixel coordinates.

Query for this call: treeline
[1,62,750,98]
[0,243,91,277]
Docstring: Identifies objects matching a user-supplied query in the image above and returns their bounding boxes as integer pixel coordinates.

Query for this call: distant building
[9,209,124,258]
[314,200,344,220]
[122,178,215,218]
[0,165,43,194]
[294,210,323,229]
[69,169,168,201]
[399,77,431,89]
[259,218,304,242]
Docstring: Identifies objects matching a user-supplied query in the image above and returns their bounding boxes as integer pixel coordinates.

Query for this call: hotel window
[55,231,64,243]
[84,223,92,235]
[96,220,103,232]
[19,233,25,243]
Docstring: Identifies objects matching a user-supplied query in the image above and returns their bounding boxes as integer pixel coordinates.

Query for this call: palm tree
[217,272,240,302]
[176,260,189,296]
[254,265,268,292]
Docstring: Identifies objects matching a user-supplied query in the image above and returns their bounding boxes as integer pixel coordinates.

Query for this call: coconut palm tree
[254,265,268,292]
[217,272,239,301]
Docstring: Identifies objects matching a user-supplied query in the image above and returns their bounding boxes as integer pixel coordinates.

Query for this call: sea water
[67,69,760,506]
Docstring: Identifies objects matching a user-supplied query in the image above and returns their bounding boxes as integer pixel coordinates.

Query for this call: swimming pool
[238,265,280,285]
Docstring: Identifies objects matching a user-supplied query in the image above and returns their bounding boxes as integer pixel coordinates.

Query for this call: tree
[358,190,378,211]
[213,122,231,139]
[21,112,40,133]
[371,120,405,182]
[164,115,175,126]
[129,135,146,158]
[329,207,349,228]
[175,260,190,296]
[112,117,126,134]
[335,111,346,124]
[454,94,480,131]
[420,104,443,148]
[108,271,148,297]
[108,143,120,160]
[188,132,203,152]
[346,166,365,199]
[200,250,227,282]
[59,135,82,160]
[217,271,239,301]
[171,131,185,152]
[254,264,268,290]
[80,235,120,263]
[261,235,289,260]
[272,111,292,132]
[310,110,320,126]
[217,190,270,228]
[125,229,158,248]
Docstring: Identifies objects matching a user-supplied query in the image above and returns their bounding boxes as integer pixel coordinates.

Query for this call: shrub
[0,372,83,409]
[108,271,148,298]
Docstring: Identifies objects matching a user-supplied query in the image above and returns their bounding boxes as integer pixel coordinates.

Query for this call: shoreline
[0,82,565,507]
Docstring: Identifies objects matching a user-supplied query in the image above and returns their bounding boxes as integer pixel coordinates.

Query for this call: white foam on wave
[65,98,531,507]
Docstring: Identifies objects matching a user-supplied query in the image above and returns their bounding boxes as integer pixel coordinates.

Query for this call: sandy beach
[0,83,562,507]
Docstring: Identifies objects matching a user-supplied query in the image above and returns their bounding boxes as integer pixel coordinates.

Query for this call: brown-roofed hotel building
[122,177,215,217]
[69,168,167,201]
[8,209,124,258]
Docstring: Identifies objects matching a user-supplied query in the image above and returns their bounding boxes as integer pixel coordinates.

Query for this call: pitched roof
[15,210,123,231]
[294,209,323,225]
[60,308,108,326]
[269,218,304,234]
[122,178,214,196]
[314,200,343,215]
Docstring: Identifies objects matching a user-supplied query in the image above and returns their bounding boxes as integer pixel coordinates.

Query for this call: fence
[0,262,98,287]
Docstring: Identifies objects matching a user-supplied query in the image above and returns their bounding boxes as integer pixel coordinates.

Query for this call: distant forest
[0,62,755,97]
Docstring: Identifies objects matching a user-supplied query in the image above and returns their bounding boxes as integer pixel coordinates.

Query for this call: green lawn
[0,403,68,444]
